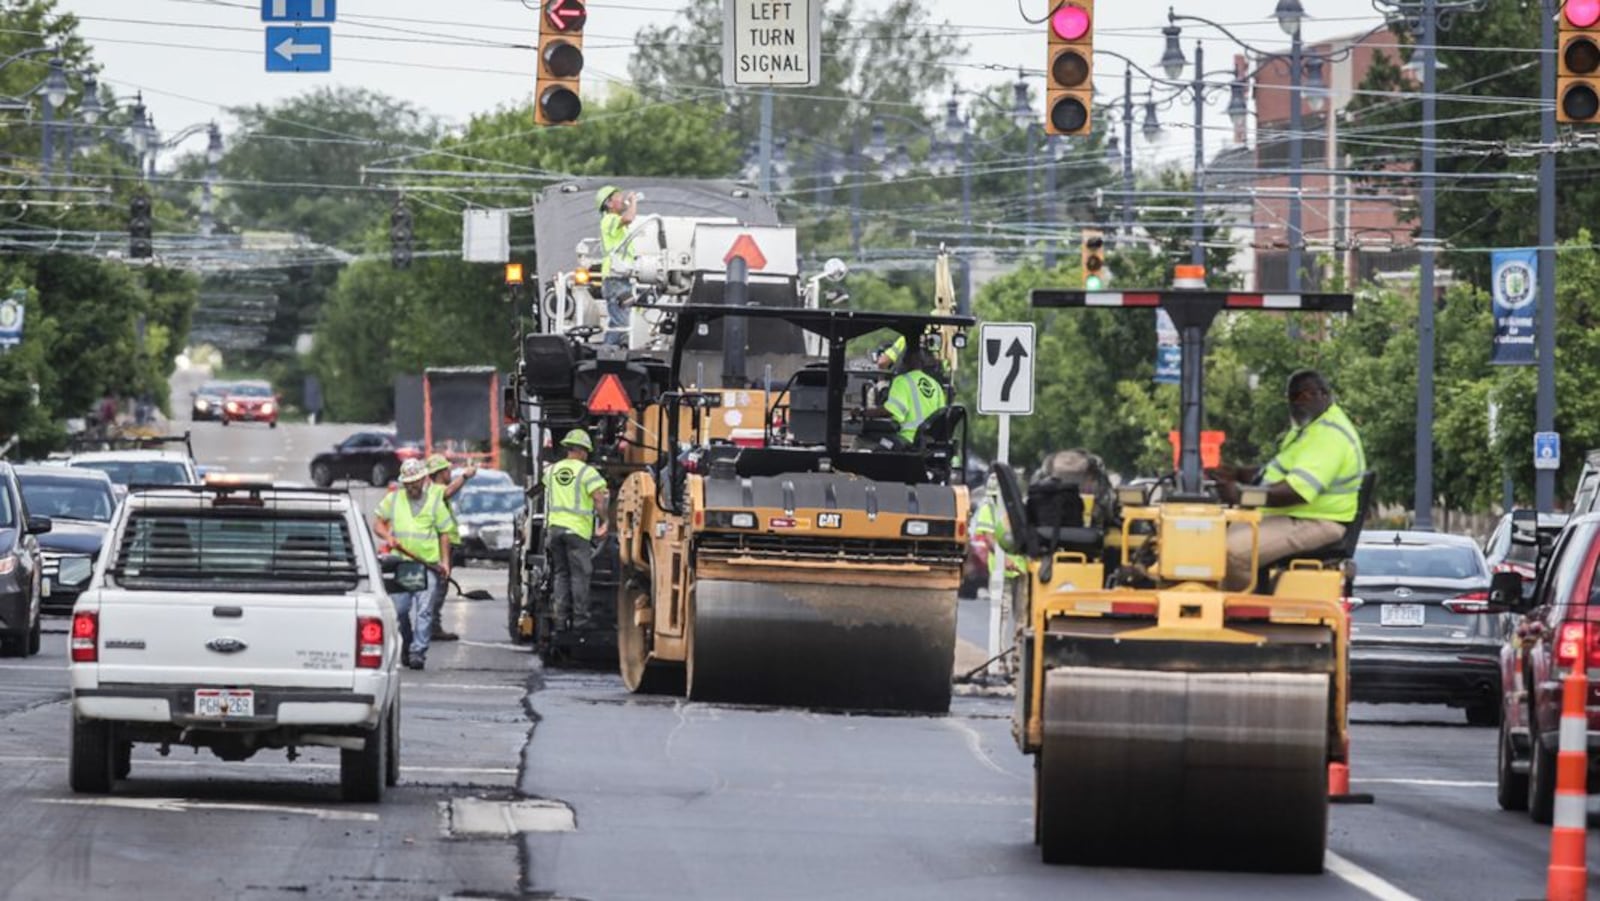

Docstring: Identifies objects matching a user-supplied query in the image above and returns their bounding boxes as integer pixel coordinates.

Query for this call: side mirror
[1489,570,1525,611]
[25,516,51,536]
[822,257,848,282]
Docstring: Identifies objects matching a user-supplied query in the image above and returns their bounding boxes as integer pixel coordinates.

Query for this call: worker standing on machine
[544,430,611,630]
[1207,369,1366,591]
[424,453,476,643]
[863,342,947,449]
[596,185,638,347]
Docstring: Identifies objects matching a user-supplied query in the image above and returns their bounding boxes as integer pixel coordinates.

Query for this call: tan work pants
[1224,516,1344,591]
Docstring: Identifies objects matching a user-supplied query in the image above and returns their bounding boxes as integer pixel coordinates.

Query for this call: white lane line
[1352,778,1495,788]
[940,718,1017,779]
[455,639,528,653]
[0,754,515,776]
[407,683,525,692]
[37,797,379,821]
[1325,851,1424,901]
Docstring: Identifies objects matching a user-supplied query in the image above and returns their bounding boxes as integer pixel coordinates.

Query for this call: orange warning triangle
[723,234,768,271]
[587,373,633,414]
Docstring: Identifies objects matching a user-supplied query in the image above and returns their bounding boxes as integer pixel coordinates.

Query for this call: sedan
[310,431,407,488]
[221,380,279,427]
[0,463,45,657]
[16,466,116,613]
[452,484,525,563]
[190,381,232,422]
[1349,530,1503,726]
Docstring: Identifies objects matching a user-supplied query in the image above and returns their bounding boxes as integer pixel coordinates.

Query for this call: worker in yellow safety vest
[597,185,638,347]
[373,458,457,670]
[863,343,947,448]
[1208,369,1367,590]
[424,453,477,643]
[973,493,1028,580]
[544,429,610,630]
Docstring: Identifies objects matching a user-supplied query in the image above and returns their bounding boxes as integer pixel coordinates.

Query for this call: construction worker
[372,458,455,670]
[875,334,906,370]
[424,454,478,643]
[1208,369,1367,591]
[596,185,638,347]
[862,342,947,449]
[544,429,610,631]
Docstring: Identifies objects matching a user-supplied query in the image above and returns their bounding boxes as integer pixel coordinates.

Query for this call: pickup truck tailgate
[94,589,361,689]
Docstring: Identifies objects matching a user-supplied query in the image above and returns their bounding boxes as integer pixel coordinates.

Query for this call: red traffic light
[545,0,587,31]
[1567,0,1600,28]
[1051,4,1090,41]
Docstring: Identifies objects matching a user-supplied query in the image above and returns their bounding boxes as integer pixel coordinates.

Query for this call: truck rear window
[112,512,359,592]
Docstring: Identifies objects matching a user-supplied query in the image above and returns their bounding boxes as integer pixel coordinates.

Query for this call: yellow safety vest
[884,369,946,444]
[600,212,634,278]
[1262,404,1366,522]
[378,488,449,565]
[544,458,606,540]
[974,498,1026,577]
[433,484,461,545]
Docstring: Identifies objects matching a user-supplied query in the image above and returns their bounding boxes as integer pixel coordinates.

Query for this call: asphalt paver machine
[1006,277,1365,872]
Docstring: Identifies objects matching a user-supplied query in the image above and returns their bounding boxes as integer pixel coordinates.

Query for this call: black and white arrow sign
[977,323,1035,416]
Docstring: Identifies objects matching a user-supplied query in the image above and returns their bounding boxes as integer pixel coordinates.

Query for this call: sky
[53,0,1388,168]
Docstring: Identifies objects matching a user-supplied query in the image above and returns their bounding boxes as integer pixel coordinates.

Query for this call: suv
[0,463,47,656]
[68,449,199,494]
[68,482,406,801]
[1495,512,1600,823]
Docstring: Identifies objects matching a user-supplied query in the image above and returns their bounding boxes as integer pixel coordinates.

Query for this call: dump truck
[1004,272,1368,872]
[506,178,834,664]
[606,293,974,713]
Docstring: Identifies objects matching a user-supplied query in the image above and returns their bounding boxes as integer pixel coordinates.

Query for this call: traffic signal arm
[1031,289,1355,313]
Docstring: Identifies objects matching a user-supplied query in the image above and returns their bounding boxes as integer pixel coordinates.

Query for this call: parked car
[67,481,405,799]
[1483,510,1567,602]
[189,381,232,422]
[221,380,279,428]
[309,431,414,488]
[1494,511,1600,822]
[0,463,45,656]
[1347,530,1501,726]
[452,484,525,563]
[68,449,200,491]
[15,466,117,614]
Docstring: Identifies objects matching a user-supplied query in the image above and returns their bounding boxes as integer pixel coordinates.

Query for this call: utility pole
[1192,41,1206,269]
[960,130,973,315]
[1288,28,1304,292]
[1415,0,1438,529]
[1122,65,1135,239]
[757,91,773,195]
[1537,0,1558,512]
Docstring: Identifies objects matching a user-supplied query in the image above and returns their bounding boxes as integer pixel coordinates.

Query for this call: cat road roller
[1004,275,1369,873]
[612,302,975,713]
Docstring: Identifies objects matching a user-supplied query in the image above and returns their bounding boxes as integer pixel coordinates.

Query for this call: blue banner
[1155,309,1180,384]
[1491,248,1536,366]
[0,289,24,349]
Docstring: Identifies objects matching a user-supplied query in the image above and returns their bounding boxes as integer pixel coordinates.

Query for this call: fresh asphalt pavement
[8,406,1594,899]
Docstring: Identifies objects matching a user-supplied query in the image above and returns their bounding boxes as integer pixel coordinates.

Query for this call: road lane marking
[38,797,379,821]
[0,754,516,776]
[408,683,525,692]
[456,640,527,653]
[1352,778,1495,788]
[1325,851,1423,901]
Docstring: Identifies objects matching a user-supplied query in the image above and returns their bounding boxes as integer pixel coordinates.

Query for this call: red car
[221,380,279,428]
[1495,511,1600,823]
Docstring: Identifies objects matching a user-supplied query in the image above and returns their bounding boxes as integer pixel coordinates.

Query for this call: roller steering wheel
[566,324,603,341]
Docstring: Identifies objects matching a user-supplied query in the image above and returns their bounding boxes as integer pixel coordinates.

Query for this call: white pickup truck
[68,482,408,802]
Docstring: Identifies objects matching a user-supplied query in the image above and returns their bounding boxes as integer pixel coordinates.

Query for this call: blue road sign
[265,27,331,73]
[261,0,336,22]
[1534,431,1560,471]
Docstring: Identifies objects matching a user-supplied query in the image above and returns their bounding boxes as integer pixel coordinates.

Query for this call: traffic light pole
[1538,0,1557,512]
[1415,0,1439,530]
[1191,41,1206,269]
[1122,66,1135,239]
[758,91,774,195]
[1288,28,1304,293]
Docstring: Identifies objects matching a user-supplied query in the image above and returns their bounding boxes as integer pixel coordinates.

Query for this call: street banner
[0,289,24,349]
[1490,248,1536,366]
[1155,309,1179,384]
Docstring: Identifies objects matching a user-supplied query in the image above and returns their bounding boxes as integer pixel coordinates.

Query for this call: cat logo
[818,512,843,529]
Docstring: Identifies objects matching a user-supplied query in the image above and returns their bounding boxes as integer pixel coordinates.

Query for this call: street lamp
[78,76,101,125]
[1141,96,1162,142]
[1274,0,1305,34]
[1009,74,1031,129]
[864,119,889,164]
[1159,26,1187,80]
[42,56,69,109]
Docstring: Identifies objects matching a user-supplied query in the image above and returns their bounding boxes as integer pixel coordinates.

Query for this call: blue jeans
[602,278,630,346]
[391,570,437,660]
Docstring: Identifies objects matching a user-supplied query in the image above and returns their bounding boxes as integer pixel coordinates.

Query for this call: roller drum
[690,579,957,714]
[1037,667,1329,873]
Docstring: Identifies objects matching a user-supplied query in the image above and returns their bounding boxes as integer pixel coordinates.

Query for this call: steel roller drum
[1037,667,1330,873]
[689,579,957,714]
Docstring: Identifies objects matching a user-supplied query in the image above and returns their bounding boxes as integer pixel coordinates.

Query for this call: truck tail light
[70,611,98,663]
[356,616,384,669]
[1555,621,1587,668]
[1443,591,1493,614]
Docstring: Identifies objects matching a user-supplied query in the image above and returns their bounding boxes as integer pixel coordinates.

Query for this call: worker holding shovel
[373,458,456,670]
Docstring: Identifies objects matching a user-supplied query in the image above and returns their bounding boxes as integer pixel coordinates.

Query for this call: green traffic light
[1085,274,1104,290]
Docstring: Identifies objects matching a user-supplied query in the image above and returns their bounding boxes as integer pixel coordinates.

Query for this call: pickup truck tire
[114,739,132,780]
[340,710,389,802]
[26,609,40,656]
[1527,722,1557,825]
[70,719,114,794]
[385,696,401,788]
[1496,717,1528,811]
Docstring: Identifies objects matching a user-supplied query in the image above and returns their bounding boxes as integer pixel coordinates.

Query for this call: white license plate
[1380,603,1425,627]
[194,689,255,718]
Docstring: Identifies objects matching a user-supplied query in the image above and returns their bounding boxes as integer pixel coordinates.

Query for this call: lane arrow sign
[545,0,588,31]
[274,35,321,61]
[1001,338,1028,402]
[723,234,768,270]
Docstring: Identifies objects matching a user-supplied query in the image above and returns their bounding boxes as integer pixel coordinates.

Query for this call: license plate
[194,689,255,718]
[1380,603,1425,627]
[41,578,50,598]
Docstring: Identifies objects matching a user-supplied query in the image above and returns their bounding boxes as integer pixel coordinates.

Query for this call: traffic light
[536,0,586,126]
[390,201,413,270]
[128,193,152,260]
[1560,0,1600,123]
[1081,228,1105,289]
[1045,0,1093,136]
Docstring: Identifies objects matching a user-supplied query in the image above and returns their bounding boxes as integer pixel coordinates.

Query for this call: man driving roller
[1207,369,1366,591]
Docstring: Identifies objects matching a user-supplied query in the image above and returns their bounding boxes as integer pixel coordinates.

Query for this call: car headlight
[225,401,240,412]
[195,399,210,411]
[58,555,93,586]
[459,523,477,538]
[0,555,14,576]
[261,402,276,414]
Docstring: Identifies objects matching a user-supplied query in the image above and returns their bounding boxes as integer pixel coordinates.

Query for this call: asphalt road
[10,403,1595,899]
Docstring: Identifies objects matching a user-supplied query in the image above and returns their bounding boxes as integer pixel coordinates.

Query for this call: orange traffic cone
[1546,668,1588,901]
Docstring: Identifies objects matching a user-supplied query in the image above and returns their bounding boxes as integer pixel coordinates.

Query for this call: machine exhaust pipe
[722,256,749,389]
